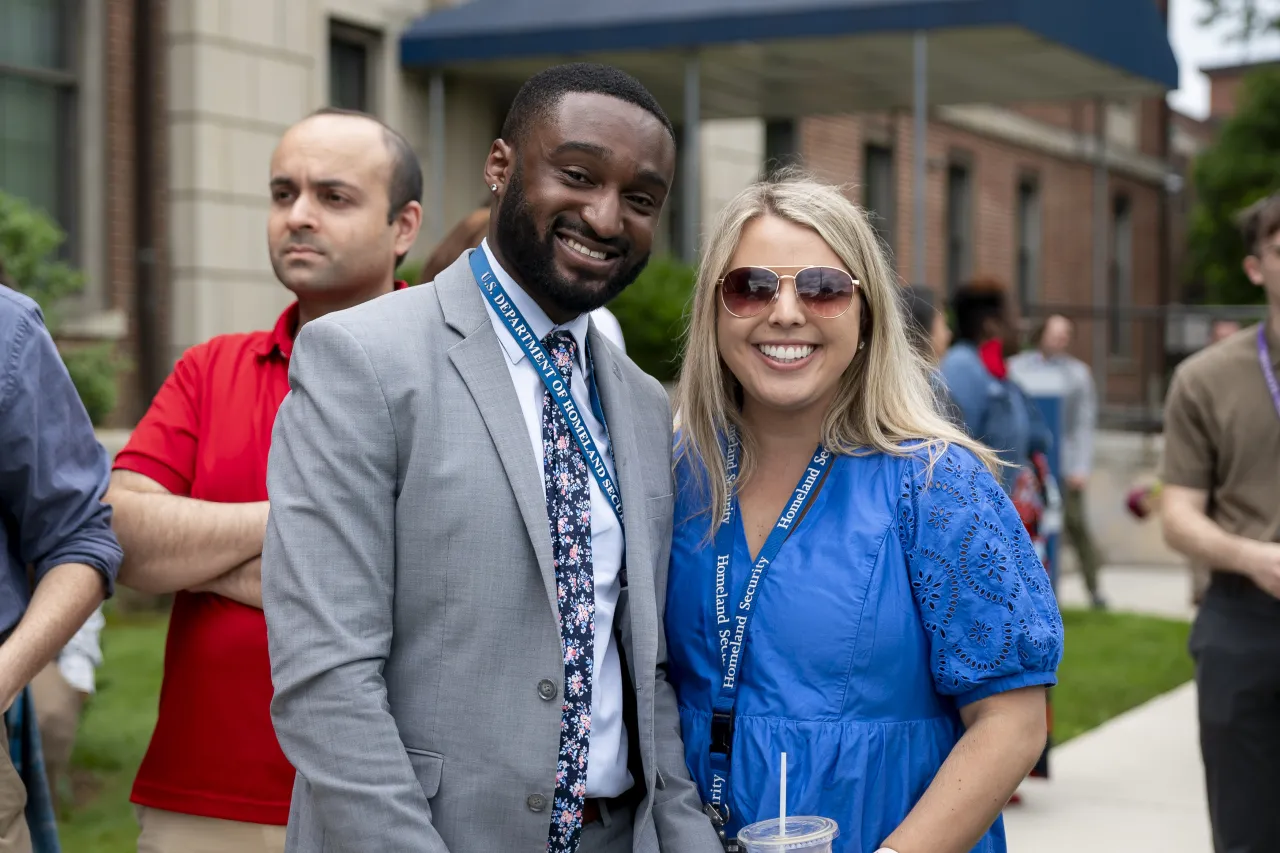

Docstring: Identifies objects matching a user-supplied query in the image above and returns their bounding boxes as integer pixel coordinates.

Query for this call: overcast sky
[1170,0,1280,116]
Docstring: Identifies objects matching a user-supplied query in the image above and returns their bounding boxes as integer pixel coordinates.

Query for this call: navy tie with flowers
[542,330,595,853]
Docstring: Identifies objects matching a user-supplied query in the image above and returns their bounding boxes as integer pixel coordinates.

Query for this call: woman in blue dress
[667,171,1064,853]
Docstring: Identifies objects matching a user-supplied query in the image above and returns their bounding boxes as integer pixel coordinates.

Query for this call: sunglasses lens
[794,267,856,318]
[721,267,779,317]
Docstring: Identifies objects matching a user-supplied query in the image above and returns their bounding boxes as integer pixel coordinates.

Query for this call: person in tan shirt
[1161,192,1280,853]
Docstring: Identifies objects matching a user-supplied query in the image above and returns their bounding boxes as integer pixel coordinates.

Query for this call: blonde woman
[665,173,1063,853]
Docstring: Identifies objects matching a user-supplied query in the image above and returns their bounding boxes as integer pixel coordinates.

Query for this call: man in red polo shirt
[106,108,422,853]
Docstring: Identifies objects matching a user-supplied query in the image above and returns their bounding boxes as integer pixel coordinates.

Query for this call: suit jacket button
[538,679,558,701]
[527,794,547,812]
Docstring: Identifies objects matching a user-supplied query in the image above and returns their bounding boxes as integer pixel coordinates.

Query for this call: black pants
[1191,576,1280,853]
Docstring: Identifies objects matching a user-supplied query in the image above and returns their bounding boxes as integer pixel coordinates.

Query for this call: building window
[329,21,380,114]
[945,160,973,294]
[764,119,799,175]
[1109,194,1134,356]
[1015,176,1041,308]
[0,0,78,255]
[863,144,894,252]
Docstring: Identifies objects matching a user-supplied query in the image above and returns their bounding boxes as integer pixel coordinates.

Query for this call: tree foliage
[1187,69,1280,304]
[0,191,85,329]
[1199,0,1280,45]
[607,255,697,382]
[0,190,124,424]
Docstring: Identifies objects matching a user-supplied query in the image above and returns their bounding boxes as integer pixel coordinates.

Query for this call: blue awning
[400,0,1177,116]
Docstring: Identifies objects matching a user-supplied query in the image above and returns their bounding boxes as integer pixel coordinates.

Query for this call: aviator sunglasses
[718,265,860,319]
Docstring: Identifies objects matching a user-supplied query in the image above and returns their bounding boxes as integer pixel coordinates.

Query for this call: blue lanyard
[469,248,624,526]
[706,425,832,828]
[1258,325,1280,422]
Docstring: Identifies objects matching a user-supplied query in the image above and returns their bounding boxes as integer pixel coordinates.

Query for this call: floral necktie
[541,330,595,853]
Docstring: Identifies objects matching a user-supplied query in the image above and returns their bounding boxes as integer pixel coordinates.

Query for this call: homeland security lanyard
[705,425,832,851]
[1258,325,1280,422]
[469,248,624,526]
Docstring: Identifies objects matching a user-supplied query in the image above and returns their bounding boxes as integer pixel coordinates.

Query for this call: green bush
[396,259,423,287]
[609,255,697,382]
[1188,68,1280,304]
[62,344,126,426]
[0,190,123,424]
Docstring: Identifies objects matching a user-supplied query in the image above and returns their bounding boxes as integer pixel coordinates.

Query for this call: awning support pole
[912,30,928,286]
[682,54,701,264]
[1092,96,1109,407]
[429,72,446,247]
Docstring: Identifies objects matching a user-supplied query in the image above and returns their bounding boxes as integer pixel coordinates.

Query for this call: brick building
[1,0,1177,424]
[1202,58,1280,121]
[786,97,1173,411]
[0,0,169,425]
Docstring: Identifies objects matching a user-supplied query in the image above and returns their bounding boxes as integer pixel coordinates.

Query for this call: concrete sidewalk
[1054,562,1197,622]
[1002,564,1211,852]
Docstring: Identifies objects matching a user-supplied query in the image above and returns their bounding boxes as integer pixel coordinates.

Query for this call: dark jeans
[1191,577,1280,853]
[1063,487,1102,596]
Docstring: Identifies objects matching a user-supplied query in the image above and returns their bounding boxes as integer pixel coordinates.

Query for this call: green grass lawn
[52,605,1193,851]
[56,609,167,853]
[1051,607,1195,744]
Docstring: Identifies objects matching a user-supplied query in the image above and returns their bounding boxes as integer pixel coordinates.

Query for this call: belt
[583,799,602,825]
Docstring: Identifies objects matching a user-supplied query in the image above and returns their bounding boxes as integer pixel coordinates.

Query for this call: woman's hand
[879,686,1048,853]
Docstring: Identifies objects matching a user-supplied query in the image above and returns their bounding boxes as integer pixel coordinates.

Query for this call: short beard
[494,166,649,316]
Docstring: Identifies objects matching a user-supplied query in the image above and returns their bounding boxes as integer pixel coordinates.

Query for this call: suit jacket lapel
[439,253,559,621]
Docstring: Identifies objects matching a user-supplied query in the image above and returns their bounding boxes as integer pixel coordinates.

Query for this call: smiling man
[105,108,422,853]
[261,64,721,853]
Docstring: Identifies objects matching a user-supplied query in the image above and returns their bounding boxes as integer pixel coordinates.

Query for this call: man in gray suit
[262,63,722,853]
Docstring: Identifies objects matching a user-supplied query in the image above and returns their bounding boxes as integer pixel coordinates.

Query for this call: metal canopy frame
[407,0,1177,270]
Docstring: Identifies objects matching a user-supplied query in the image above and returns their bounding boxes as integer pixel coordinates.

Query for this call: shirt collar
[479,239,590,374]
[251,281,410,360]
[1261,320,1280,369]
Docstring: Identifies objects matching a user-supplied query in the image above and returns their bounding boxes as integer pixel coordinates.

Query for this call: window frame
[1108,192,1134,358]
[945,155,974,295]
[1015,173,1042,309]
[328,19,382,115]
[0,0,81,264]
[763,119,800,175]
[863,142,896,253]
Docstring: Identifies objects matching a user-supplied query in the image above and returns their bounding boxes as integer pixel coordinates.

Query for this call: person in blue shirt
[938,282,1051,497]
[0,278,123,852]
[667,172,1063,853]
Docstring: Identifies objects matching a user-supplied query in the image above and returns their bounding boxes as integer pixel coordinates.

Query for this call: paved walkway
[1002,564,1211,852]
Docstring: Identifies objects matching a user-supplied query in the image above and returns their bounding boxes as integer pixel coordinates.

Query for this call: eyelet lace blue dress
[666,444,1064,853]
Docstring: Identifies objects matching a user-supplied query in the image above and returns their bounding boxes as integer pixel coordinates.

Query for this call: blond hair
[674,170,999,534]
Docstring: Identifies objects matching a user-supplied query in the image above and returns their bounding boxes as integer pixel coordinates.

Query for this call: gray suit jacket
[262,253,721,853]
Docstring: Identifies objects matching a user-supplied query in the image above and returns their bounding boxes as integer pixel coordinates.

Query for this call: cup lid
[736,816,839,849]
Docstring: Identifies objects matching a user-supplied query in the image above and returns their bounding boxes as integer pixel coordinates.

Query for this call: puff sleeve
[898,447,1064,706]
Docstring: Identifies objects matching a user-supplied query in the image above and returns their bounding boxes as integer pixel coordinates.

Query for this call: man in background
[105,108,422,853]
[0,267,122,852]
[1162,193,1280,852]
[1009,315,1105,609]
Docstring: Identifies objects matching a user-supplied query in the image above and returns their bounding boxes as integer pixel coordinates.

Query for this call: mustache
[551,217,629,256]
[280,234,325,253]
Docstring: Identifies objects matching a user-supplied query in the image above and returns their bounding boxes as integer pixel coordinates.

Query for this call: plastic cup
[736,816,839,852]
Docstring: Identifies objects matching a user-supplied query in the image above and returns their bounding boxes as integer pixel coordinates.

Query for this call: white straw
[779,752,788,836]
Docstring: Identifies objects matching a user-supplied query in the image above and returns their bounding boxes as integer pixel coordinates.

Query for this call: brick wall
[1207,71,1246,121]
[102,0,169,426]
[104,0,137,426]
[799,107,1165,406]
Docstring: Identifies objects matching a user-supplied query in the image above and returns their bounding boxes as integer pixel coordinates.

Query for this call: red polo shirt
[115,285,406,824]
